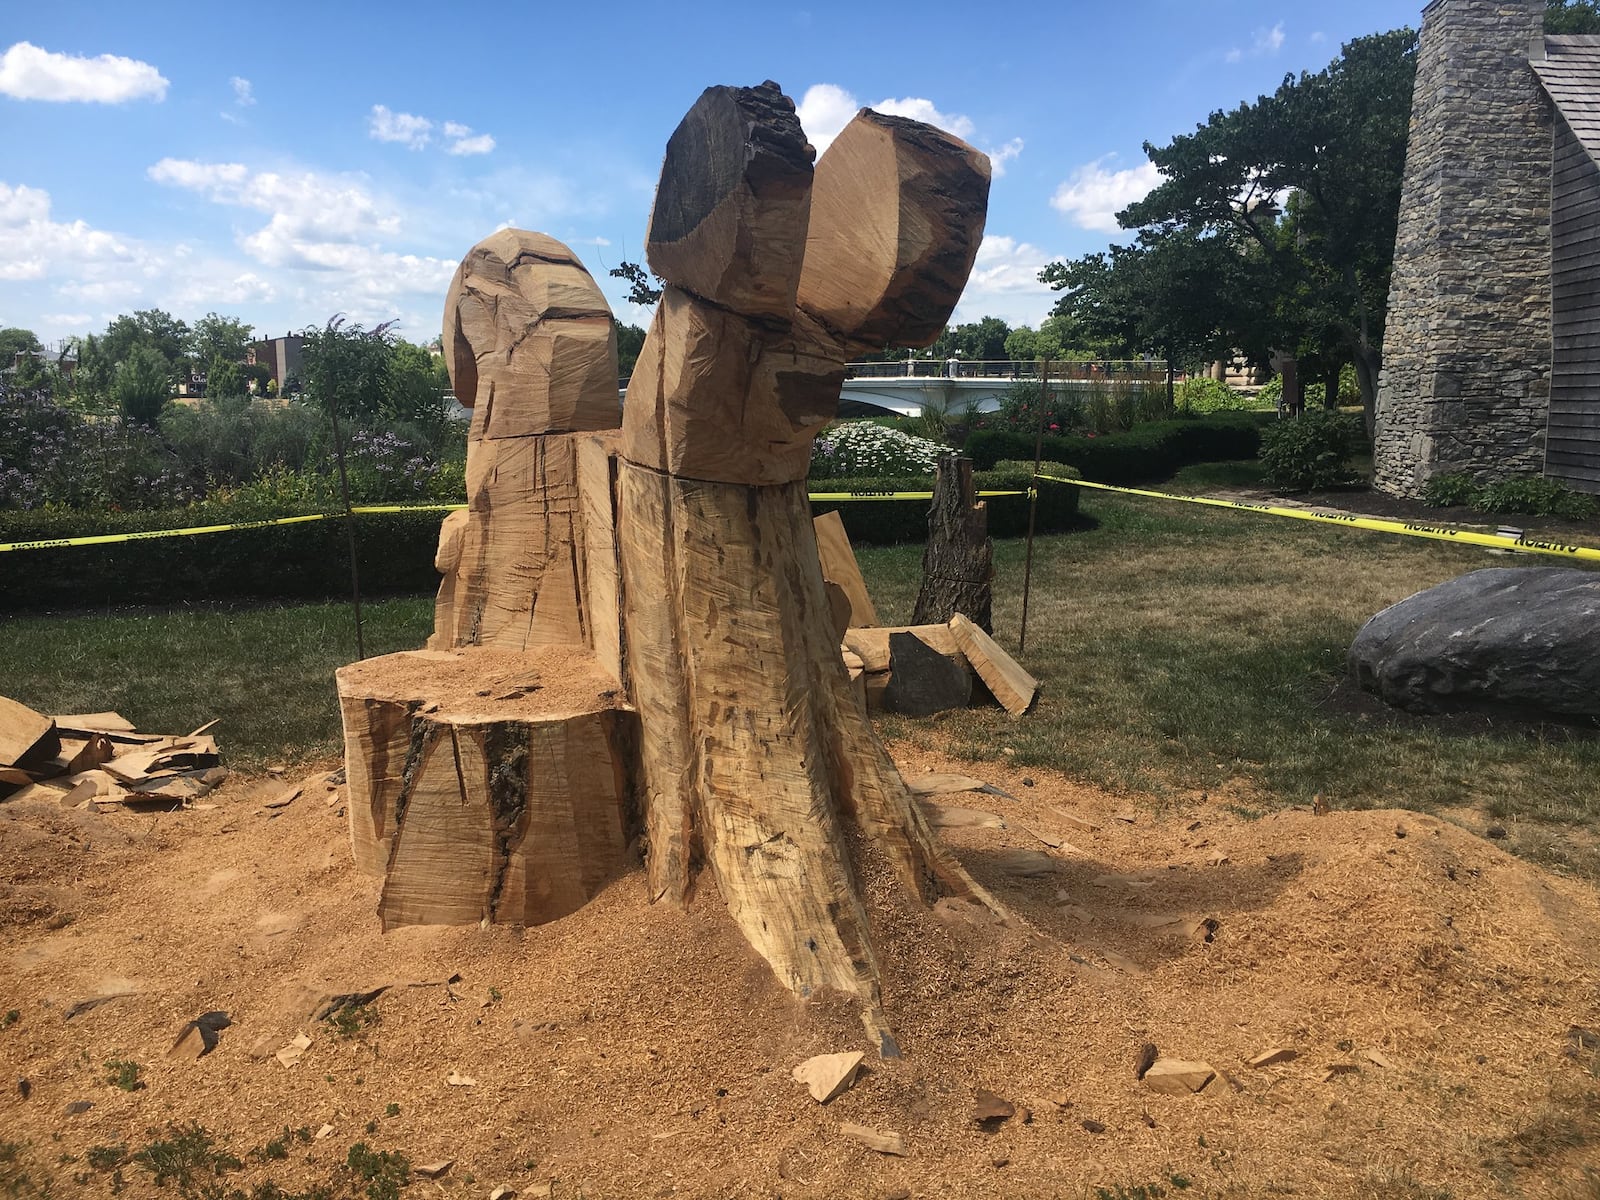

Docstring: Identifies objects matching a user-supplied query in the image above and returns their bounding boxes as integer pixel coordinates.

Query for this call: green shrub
[1475,475,1599,520]
[1259,410,1356,490]
[1175,378,1251,414]
[1421,471,1479,508]
[1258,376,1283,406]
[965,413,1266,485]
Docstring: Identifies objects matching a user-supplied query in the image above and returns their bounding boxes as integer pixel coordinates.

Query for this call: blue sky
[1,0,1423,350]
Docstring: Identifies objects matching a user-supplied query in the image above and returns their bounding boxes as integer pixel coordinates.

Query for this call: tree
[102,309,192,374]
[0,327,41,365]
[114,345,173,426]
[1116,28,1418,429]
[207,356,245,400]
[190,313,255,371]
[615,321,647,381]
[1547,0,1600,33]
[931,316,1011,362]
[389,339,450,429]
[300,316,397,421]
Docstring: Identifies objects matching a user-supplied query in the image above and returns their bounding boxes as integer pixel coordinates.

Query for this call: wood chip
[1323,1063,1361,1082]
[1026,827,1081,852]
[1247,1047,1298,1068]
[1135,1043,1158,1079]
[904,771,990,797]
[839,1123,907,1156]
[973,1089,1015,1123]
[445,1071,477,1087]
[264,785,302,810]
[995,848,1062,877]
[1112,811,1137,824]
[414,1161,452,1179]
[792,1051,864,1103]
[275,1032,312,1068]
[1051,806,1100,832]
[920,801,1004,829]
[315,1124,334,1139]
[1362,1049,1395,1069]
[1142,1059,1215,1095]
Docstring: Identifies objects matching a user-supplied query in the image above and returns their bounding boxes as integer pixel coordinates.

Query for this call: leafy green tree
[931,317,1012,362]
[1116,28,1418,430]
[0,327,41,365]
[102,309,192,375]
[615,321,647,381]
[300,317,397,421]
[207,356,245,400]
[114,345,174,426]
[389,339,450,429]
[190,313,255,371]
[1547,0,1600,33]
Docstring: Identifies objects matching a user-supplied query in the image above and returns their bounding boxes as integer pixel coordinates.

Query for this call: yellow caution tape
[1035,473,1600,563]
[0,513,332,553]
[0,490,1032,553]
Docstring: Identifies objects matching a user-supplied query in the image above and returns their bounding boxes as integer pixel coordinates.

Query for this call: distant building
[1375,0,1600,496]
[248,333,305,394]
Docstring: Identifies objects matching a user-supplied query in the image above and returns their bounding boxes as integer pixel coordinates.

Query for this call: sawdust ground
[2,745,1599,1199]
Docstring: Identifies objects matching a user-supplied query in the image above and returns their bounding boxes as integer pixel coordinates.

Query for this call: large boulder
[1349,567,1600,720]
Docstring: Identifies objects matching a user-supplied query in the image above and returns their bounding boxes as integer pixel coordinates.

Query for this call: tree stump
[911,454,993,632]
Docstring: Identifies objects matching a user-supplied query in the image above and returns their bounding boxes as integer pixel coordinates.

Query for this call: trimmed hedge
[809,462,1081,546]
[965,413,1268,485]
[1,462,1085,608]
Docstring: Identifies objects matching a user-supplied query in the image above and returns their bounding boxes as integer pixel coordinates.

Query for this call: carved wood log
[337,647,635,930]
[911,455,993,632]
[617,85,999,1044]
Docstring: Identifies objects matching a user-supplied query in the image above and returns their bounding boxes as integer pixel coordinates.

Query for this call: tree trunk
[911,455,993,632]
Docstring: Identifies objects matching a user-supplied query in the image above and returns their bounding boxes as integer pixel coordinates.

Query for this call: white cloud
[949,234,1062,328]
[1310,30,1327,44]
[369,104,433,149]
[231,75,254,106]
[1227,22,1287,64]
[442,121,470,138]
[0,180,139,282]
[986,137,1023,179]
[446,131,495,156]
[0,41,168,103]
[1050,156,1161,233]
[796,83,987,158]
[149,158,402,248]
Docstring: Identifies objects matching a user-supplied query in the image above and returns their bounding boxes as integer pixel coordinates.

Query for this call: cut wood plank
[843,625,965,674]
[838,1123,907,1156]
[949,613,1038,716]
[1247,1047,1298,1068]
[904,772,990,796]
[50,712,136,734]
[0,696,58,769]
[919,801,1005,829]
[812,511,879,627]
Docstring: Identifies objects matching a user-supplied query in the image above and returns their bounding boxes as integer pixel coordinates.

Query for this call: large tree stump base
[336,646,636,931]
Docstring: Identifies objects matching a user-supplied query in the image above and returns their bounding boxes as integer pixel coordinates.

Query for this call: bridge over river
[838,359,1166,416]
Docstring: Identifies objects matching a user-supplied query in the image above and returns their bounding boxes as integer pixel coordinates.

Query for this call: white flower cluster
[809,421,945,479]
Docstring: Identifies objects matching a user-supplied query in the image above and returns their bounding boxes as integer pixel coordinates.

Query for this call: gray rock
[1349,567,1600,719]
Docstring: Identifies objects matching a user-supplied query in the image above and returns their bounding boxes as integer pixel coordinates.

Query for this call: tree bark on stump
[911,454,994,632]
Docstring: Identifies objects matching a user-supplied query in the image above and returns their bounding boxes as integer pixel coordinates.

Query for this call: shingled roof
[1532,35,1600,164]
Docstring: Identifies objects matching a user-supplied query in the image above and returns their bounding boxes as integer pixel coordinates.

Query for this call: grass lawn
[4,488,1596,871]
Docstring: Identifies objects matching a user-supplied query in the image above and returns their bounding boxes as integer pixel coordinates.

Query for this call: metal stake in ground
[1018,358,1049,654]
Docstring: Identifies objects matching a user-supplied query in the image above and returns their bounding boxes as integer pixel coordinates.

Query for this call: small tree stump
[911,455,993,632]
[337,646,635,931]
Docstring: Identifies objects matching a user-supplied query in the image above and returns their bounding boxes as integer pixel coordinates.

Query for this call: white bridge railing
[843,359,1168,380]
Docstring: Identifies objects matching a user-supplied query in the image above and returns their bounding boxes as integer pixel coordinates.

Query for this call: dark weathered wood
[1548,114,1600,497]
[883,631,973,716]
[910,455,993,632]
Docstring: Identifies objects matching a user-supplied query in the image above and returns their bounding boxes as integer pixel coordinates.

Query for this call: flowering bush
[809,421,945,479]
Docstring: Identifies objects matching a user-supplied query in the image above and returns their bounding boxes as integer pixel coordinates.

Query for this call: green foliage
[103,1059,143,1091]
[206,356,246,401]
[1421,471,1479,508]
[383,1104,400,1118]
[0,327,42,363]
[614,320,647,381]
[1,1010,17,1029]
[85,1144,127,1171]
[300,317,396,422]
[1548,0,1600,33]
[189,312,255,368]
[1258,409,1356,490]
[609,260,663,306]
[114,345,173,427]
[1477,475,1599,520]
[1421,472,1599,519]
[966,413,1266,486]
[809,421,945,478]
[1175,377,1253,414]
[344,1143,410,1200]
[102,309,191,375]
[131,1122,242,1194]
[931,315,1011,361]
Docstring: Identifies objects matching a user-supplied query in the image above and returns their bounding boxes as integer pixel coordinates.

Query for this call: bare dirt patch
[2,744,1598,1198]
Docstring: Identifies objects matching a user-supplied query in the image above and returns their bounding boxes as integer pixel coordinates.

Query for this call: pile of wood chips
[0,695,223,809]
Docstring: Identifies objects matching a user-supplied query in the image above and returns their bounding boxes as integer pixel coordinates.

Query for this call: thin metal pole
[328,401,366,661]
[1018,358,1049,655]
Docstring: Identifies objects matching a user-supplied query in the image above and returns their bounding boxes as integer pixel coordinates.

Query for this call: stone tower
[1373,0,1552,498]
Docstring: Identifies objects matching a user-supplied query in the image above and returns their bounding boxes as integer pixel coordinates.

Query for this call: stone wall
[1373,0,1552,498]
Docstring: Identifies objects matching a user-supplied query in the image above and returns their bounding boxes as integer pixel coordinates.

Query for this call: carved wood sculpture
[337,231,634,931]
[338,81,1007,1048]
[618,82,1001,1050]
